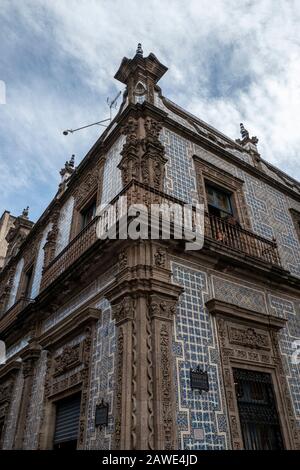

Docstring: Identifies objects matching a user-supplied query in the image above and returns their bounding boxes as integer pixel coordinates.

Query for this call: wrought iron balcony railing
[205,212,281,266]
[40,180,281,291]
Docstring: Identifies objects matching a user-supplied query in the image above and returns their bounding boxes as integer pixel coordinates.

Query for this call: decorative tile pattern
[100,136,125,206]
[241,173,300,277]
[171,262,229,450]
[55,196,74,256]
[85,298,115,449]
[162,129,198,204]
[161,123,300,278]
[269,295,300,429]
[194,144,239,175]
[212,276,267,314]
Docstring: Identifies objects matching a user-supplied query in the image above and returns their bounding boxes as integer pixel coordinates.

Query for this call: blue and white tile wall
[30,223,52,298]
[154,92,252,165]
[161,126,300,277]
[6,257,24,309]
[55,196,74,256]
[100,136,125,206]
[171,261,229,450]
[161,129,198,205]
[269,295,300,430]
[240,173,300,277]
[212,276,267,314]
[86,298,115,449]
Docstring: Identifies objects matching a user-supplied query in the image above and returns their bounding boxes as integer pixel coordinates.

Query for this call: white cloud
[0,0,299,218]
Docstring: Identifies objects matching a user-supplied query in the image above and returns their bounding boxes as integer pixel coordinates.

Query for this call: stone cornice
[206,298,287,330]
[38,306,101,350]
[0,360,21,380]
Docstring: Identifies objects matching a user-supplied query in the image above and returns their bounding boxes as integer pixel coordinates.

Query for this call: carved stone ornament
[229,326,270,350]
[39,327,94,449]
[150,299,176,321]
[53,344,82,377]
[144,117,162,142]
[121,117,139,144]
[118,251,128,270]
[118,115,167,192]
[0,381,13,404]
[112,296,135,325]
[214,311,300,450]
[154,247,166,268]
[160,323,173,450]
[73,168,99,208]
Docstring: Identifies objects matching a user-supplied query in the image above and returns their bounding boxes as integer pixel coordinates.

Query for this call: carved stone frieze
[228,326,270,350]
[53,343,82,377]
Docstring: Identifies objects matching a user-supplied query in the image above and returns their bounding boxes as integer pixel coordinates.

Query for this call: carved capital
[149,297,177,321]
[112,296,136,325]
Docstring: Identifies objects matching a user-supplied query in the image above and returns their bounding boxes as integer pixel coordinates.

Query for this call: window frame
[194,155,252,229]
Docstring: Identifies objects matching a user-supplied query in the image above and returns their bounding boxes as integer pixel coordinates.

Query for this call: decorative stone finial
[69,154,75,169]
[21,206,29,219]
[136,43,143,57]
[58,155,76,195]
[60,155,75,178]
[240,123,249,140]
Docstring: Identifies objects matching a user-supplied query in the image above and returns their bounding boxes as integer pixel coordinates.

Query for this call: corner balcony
[40,180,281,292]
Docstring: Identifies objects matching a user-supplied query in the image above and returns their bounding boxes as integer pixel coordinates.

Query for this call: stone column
[149,295,178,450]
[14,342,41,449]
[108,241,182,450]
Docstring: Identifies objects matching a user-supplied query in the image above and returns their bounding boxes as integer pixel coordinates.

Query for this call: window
[23,265,34,298]
[233,368,284,450]
[290,209,300,242]
[53,393,81,450]
[206,184,233,219]
[81,198,96,229]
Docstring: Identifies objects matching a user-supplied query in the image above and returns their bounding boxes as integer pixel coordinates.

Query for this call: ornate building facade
[0,45,299,450]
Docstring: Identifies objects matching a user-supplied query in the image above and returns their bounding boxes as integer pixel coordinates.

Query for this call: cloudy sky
[1,0,299,221]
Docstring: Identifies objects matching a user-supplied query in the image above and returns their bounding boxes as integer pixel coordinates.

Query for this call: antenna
[107,90,122,121]
[62,118,111,136]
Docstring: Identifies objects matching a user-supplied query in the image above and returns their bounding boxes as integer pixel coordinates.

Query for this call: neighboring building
[0,45,300,450]
[0,211,16,269]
